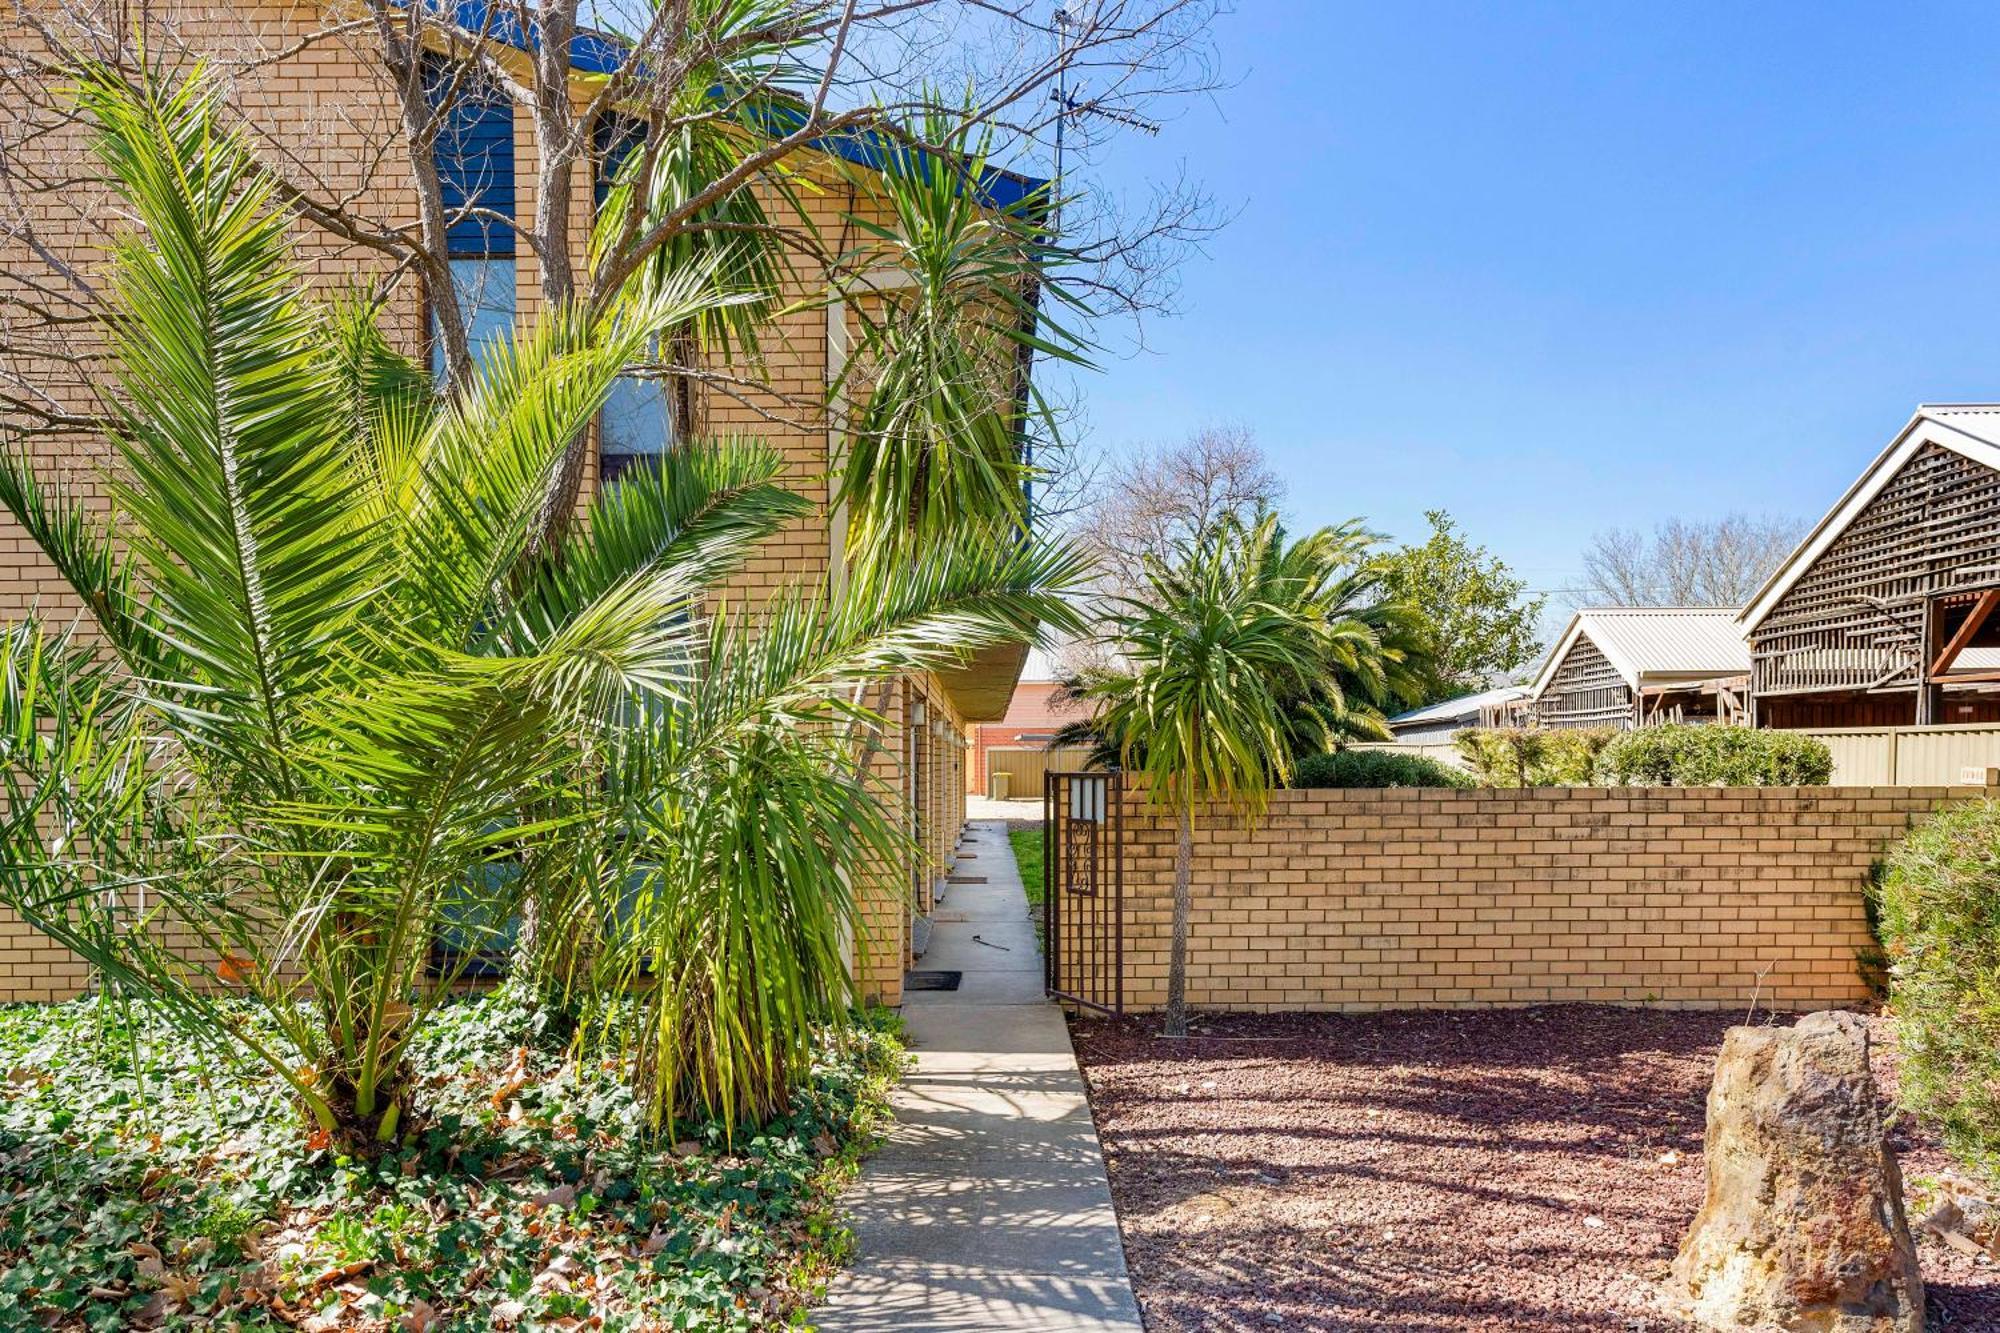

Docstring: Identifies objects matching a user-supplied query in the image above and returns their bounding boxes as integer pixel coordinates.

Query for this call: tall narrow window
[426,55,516,379]
[594,114,676,483]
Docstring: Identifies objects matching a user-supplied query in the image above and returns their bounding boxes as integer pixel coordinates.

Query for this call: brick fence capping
[1099,783,1977,1015]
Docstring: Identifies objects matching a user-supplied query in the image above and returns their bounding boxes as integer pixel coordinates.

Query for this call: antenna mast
[1050,4,1161,238]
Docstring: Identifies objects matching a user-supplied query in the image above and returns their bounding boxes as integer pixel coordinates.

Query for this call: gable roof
[1739,404,2000,633]
[1387,685,1529,729]
[1530,608,1750,697]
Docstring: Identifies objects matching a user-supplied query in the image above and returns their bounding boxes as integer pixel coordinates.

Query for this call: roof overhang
[1740,406,2000,634]
[1529,614,1640,697]
[933,640,1031,723]
[1636,671,1751,691]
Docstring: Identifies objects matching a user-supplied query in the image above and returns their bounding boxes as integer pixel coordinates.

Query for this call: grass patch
[1009,824,1046,946]
[0,989,904,1331]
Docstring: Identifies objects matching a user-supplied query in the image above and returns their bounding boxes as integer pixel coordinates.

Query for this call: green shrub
[1452,727,1618,787]
[1292,749,1474,790]
[1877,800,2000,1177]
[1593,724,1832,787]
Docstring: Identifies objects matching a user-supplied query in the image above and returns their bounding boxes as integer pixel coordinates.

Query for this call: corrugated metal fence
[985,745,1095,799]
[1359,728,2000,787]
[1350,740,1469,769]
[1796,723,2000,786]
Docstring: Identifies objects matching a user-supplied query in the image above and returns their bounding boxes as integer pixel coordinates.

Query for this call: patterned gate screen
[1042,770,1124,1015]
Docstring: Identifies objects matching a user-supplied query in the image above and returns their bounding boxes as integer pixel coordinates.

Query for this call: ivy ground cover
[0,991,902,1331]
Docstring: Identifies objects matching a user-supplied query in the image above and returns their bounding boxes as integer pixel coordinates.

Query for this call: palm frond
[78,62,378,792]
[324,296,437,520]
[0,447,154,667]
[395,270,747,649]
[503,437,809,652]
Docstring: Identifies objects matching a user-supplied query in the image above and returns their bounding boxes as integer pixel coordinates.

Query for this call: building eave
[934,640,1032,723]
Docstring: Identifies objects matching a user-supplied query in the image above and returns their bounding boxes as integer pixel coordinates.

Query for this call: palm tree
[0,62,1085,1150]
[1070,514,1401,1037]
[1247,521,1429,757]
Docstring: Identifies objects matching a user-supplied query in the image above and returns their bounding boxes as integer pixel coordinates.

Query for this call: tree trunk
[1164,806,1193,1038]
[370,7,473,393]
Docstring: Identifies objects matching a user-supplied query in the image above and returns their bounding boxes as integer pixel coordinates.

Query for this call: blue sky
[1053,2,2000,602]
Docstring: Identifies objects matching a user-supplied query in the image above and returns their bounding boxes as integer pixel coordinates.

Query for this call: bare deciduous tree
[1579,513,1807,608]
[1072,424,1283,595]
[1,0,1224,540]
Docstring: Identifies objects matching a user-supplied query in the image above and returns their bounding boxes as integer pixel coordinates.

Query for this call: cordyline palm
[833,106,1089,557]
[565,539,1086,1133]
[0,63,1085,1150]
[1070,514,1392,1038]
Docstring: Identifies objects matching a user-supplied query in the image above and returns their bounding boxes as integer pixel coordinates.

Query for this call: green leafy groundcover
[0,989,904,1331]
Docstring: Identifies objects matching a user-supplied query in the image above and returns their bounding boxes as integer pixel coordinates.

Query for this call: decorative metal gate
[1043,770,1124,1015]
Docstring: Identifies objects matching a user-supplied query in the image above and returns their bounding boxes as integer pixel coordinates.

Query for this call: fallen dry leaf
[491,1046,530,1109]
[532,1182,578,1209]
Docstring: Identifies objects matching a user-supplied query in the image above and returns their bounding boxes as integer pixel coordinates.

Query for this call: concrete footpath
[813,819,1144,1332]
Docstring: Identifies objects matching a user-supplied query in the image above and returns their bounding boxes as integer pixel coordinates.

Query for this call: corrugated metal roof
[1388,685,1529,728]
[1532,608,1751,696]
[1919,403,2000,449]
[1576,608,1750,685]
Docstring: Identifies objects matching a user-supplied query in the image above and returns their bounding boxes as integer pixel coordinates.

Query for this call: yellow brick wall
[0,4,979,1005]
[0,3,420,634]
[1088,785,1973,1015]
[849,673,970,1008]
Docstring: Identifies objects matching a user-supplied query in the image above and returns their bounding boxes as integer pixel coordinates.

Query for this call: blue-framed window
[594,113,676,482]
[426,54,517,379]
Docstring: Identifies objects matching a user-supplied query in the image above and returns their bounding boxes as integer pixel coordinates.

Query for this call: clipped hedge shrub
[1592,724,1832,787]
[1877,800,2000,1177]
[1452,727,1618,788]
[1292,748,1474,790]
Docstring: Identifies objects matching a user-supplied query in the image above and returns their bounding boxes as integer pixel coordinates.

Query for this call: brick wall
[1097,785,1971,1015]
[967,680,1082,794]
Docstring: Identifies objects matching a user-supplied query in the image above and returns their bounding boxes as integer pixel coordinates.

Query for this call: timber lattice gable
[1751,443,2000,699]
[1535,634,1632,728]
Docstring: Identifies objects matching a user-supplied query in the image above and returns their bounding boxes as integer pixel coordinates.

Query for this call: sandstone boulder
[1671,1010,1922,1332]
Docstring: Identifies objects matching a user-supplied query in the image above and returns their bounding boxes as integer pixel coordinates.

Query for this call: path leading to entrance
[813,819,1142,1333]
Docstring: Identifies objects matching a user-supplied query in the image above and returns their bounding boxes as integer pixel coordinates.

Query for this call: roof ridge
[1579,605,1743,615]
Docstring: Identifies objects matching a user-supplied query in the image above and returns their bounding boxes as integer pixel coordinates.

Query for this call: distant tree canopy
[1378,510,1544,707]
[1580,513,1807,608]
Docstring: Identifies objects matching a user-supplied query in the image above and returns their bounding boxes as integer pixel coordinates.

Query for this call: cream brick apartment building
[0,1,1037,1003]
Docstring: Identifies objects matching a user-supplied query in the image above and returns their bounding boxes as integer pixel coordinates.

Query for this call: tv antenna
[1050,5,1161,236]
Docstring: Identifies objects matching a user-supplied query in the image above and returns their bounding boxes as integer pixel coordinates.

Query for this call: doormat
[904,970,963,992]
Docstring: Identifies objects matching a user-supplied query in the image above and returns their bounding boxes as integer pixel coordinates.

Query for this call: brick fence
[1107,785,1972,1014]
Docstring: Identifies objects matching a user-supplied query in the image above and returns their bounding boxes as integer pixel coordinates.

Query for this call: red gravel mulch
[1070,1005,2000,1332]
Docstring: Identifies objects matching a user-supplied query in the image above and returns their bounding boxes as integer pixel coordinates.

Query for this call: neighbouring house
[1526,608,1751,729]
[1741,405,2000,729]
[1383,685,1531,743]
[966,649,1089,797]
[0,3,1046,1005]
